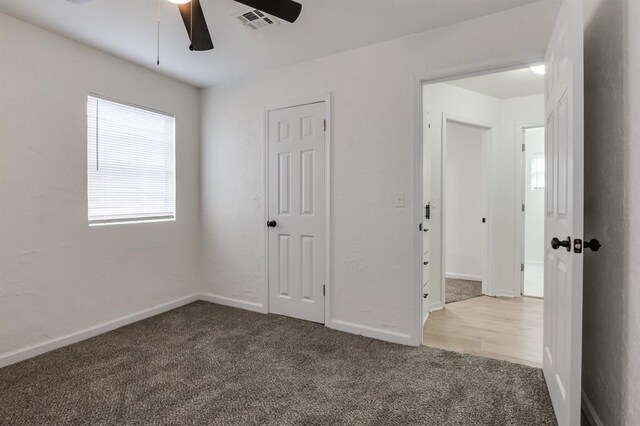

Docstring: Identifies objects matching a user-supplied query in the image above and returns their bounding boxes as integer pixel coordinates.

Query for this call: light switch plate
[394,192,405,208]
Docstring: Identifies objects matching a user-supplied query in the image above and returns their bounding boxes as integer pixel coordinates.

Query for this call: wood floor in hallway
[423,296,543,367]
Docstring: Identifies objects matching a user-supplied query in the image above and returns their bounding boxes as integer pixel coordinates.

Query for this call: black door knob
[551,236,571,251]
[267,220,277,228]
[584,238,602,252]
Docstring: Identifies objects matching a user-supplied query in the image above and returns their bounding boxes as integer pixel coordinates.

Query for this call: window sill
[89,217,176,227]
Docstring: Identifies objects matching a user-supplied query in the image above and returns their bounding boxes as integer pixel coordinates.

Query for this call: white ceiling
[0,0,541,87]
[446,68,545,99]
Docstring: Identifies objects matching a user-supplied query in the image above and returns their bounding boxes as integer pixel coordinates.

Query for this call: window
[531,153,545,190]
[87,95,175,225]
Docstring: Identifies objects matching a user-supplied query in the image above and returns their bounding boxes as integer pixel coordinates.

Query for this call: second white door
[267,102,326,324]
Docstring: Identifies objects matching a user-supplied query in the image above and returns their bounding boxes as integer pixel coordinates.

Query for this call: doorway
[443,120,490,304]
[416,3,584,420]
[519,126,545,298]
[265,100,328,324]
[420,66,546,367]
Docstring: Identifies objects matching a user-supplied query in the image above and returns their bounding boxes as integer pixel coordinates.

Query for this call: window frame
[530,152,545,191]
[87,93,177,226]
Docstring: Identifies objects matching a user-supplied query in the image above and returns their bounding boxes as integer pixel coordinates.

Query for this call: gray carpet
[0,301,556,425]
[446,278,483,304]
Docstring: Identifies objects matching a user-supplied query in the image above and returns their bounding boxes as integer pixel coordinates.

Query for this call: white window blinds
[87,95,176,225]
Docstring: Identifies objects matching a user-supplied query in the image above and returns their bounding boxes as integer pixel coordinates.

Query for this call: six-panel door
[543,0,584,424]
[267,102,326,324]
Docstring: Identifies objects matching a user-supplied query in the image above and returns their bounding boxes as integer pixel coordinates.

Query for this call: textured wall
[200,2,558,342]
[0,13,201,356]
[583,0,640,422]
[624,0,640,420]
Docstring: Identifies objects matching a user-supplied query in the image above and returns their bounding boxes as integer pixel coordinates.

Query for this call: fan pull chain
[95,99,99,171]
[156,0,161,65]
[190,0,193,50]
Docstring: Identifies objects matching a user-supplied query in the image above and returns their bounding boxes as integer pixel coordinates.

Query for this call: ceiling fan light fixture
[530,64,546,75]
[168,0,191,4]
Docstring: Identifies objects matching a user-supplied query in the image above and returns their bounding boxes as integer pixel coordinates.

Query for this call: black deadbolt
[267,220,277,228]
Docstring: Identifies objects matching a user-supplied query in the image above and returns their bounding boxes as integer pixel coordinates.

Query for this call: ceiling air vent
[235,9,280,31]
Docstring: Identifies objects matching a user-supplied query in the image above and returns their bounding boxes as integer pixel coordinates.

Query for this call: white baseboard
[429,301,445,312]
[327,319,415,346]
[1,293,418,369]
[582,389,604,426]
[0,293,200,369]
[495,290,516,298]
[199,293,266,314]
[445,273,483,281]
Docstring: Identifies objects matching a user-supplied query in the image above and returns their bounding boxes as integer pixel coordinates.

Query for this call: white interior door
[267,102,326,324]
[543,0,583,424]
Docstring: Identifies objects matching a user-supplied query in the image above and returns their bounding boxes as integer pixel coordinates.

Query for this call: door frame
[514,122,545,297]
[263,93,332,322]
[411,53,545,346]
[440,114,494,302]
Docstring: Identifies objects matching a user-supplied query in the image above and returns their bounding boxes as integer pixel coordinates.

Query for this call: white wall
[626,0,640,420]
[524,127,545,265]
[424,82,544,303]
[0,13,201,356]
[582,0,640,423]
[494,94,545,295]
[200,1,558,343]
[445,122,485,279]
[626,0,640,419]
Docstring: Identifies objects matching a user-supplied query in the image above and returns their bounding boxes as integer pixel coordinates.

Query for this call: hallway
[423,296,543,367]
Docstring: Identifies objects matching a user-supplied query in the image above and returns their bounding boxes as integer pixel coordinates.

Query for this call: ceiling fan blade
[178,0,214,52]
[233,0,302,23]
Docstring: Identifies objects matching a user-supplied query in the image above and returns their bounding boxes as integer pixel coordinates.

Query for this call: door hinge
[522,203,525,212]
[521,264,525,272]
[323,120,327,132]
[522,144,525,152]
[323,285,326,296]
[428,123,431,129]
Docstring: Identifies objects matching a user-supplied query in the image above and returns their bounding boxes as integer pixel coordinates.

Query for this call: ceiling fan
[66,0,303,52]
